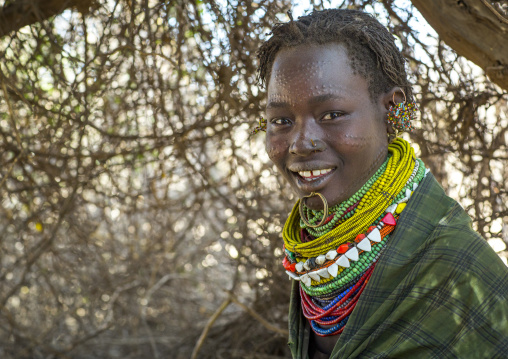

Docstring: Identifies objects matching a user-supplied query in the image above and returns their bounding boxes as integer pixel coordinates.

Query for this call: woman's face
[265,43,392,209]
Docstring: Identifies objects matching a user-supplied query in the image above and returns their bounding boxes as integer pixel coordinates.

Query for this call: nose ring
[311,139,316,147]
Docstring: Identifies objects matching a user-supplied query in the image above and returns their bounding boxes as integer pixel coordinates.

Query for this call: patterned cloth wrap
[287,174,508,358]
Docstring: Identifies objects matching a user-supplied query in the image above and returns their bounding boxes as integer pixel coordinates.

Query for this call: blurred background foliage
[0,0,506,358]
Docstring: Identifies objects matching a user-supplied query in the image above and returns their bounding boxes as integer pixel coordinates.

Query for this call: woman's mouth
[297,168,334,181]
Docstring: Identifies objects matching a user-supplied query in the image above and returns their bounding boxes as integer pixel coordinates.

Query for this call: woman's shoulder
[395,172,505,270]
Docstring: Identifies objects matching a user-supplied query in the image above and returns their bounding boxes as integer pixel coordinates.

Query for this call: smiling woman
[265,45,389,210]
[255,9,508,359]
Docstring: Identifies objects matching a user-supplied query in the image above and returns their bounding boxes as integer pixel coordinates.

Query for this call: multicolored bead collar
[279,138,429,336]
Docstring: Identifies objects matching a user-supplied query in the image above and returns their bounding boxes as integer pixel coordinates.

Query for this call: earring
[386,90,417,133]
[251,117,267,135]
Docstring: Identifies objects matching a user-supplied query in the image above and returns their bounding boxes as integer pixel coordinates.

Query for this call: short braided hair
[257,9,413,100]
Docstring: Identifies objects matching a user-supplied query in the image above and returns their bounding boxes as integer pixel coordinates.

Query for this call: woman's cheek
[337,133,373,149]
[265,134,288,162]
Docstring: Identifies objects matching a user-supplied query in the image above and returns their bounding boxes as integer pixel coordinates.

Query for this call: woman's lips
[293,168,336,191]
[297,168,333,180]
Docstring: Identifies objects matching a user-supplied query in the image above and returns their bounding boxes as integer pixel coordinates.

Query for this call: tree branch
[229,294,289,337]
[0,0,95,37]
[411,0,508,91]
[190,298,231,359]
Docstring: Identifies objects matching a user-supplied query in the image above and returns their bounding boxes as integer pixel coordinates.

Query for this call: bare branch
[411,0,508,90]
[0,0,96,37]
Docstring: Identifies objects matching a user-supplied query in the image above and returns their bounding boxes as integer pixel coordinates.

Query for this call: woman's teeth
[298,168,332,179]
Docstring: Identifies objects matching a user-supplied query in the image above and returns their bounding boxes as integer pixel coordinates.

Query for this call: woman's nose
[289,126,326,156]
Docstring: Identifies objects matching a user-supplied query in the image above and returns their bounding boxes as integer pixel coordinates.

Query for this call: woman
[254,9,508,359]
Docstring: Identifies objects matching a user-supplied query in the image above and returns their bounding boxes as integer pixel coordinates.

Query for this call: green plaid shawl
[288,174,508,358]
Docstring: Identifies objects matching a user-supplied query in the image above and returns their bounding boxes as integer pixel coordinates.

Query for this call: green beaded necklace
[297,158,426,289]
[302,157,390,236]
[303,157,425,238]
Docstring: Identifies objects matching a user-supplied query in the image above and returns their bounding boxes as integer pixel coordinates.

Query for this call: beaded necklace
[301,264,376,336]
[283,139,416,258]
[280,138,429,337]
[302,158,389,236]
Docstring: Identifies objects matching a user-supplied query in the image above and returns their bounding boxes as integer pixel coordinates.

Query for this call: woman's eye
[271,118,291,125]
[321,112,344,121]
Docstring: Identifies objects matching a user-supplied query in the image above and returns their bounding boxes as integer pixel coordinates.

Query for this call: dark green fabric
[288,174,508,358]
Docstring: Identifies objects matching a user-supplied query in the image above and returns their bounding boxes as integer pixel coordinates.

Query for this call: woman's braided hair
[257,9,412,100]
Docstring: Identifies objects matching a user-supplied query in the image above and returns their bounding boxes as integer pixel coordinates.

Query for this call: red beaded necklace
[300,264,376,336]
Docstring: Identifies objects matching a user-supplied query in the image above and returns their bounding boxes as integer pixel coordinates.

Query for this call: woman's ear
[381,87,404,135]
[382,87,404,111]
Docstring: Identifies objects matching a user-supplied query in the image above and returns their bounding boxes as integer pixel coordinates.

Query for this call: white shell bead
[357,238,372,252]
[317,267,330,279]
[325,250,337,260]
[300,274,311,286]
[308,271,321,282]
[286,270,300,280]
[335,255,350,268]
[367,228,382,242]
[328,263,339,277]
[345,247,359,261]
[295,262,305,272]
[303,260,311,271]
[316,254,326,265]
[398,196,409,204]
[385,204,397,214]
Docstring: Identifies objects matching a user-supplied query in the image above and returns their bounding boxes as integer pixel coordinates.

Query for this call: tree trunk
[411,0,508,91]
[0,0,94,37]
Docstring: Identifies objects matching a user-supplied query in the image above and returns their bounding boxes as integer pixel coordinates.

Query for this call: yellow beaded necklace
[282,138,416,258]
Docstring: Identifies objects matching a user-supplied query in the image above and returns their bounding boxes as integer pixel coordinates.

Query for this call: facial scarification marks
[267,87,348,108]
[267,94,291,102]
[264,95,296,108]
[272,61,331,78]
[305,85,346,98]
[344,134,372,139]
[271,61,333,88]
[340,134,375,147]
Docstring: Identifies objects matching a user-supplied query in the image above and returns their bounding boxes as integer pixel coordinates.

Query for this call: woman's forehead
[266,44,365,104]
[271,60,332,82]
[268,44,353,83]
[270,43,349,68]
